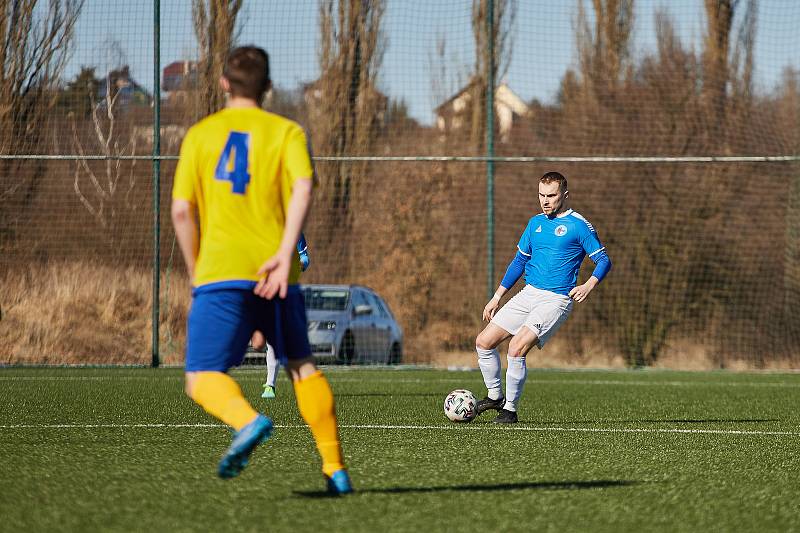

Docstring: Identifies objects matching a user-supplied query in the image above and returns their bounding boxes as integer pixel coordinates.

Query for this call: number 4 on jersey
[215,131,251,194]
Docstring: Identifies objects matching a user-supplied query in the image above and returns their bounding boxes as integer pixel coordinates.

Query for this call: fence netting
[1,0,799,368]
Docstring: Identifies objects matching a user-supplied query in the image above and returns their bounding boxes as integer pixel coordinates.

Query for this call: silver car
[303,284,404,365]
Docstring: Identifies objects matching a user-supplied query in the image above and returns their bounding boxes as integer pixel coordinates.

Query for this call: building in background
[97,66,152,108]
[435,81,529,142]
[162,60,198,104]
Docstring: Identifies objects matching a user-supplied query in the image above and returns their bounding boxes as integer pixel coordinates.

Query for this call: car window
[380,299,394,320]
[302,288,350,311]
[366,292,389,319]
[351,289,368,311]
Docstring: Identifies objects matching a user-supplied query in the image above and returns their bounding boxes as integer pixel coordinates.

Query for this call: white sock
[476,346,503,400]
[265,344,279,388]
[503,355,527,412]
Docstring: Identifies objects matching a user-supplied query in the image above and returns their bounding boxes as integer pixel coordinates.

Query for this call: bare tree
[577,0,634,86]
[729,0,757,119]
[470,0,516,148]
[311,0,386,261]
[701,0,758,145]
[192,0,243,119]
[70,73,139,235]
[428,35,468,119]
[776,67,800,334]
[702,0,734,130]
[0,0,84,251]
[556,1,783,366]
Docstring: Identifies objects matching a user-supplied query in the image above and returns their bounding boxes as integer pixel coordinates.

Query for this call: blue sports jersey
[514,209,605,296]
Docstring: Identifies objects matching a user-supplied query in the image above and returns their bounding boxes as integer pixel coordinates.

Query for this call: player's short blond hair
[540,171,568,192]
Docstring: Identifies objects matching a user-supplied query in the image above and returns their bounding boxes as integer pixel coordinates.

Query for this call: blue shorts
[185,284,311,372]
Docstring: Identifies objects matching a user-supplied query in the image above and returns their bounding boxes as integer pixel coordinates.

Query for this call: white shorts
[491,285,573,348]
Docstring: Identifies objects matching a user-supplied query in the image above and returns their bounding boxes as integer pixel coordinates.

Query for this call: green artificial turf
[1,367,798,532]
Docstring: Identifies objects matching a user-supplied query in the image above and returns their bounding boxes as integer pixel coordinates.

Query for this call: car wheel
[389,343,402,365]
[338,332,355,365]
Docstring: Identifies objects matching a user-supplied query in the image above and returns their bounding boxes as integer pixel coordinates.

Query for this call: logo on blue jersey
[555,225,568,237]
[535,225,542,233]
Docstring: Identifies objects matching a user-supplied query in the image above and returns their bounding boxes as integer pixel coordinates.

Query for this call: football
[443,389,477,422]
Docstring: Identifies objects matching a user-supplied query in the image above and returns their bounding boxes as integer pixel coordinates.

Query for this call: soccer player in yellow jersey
[171,46,351,493]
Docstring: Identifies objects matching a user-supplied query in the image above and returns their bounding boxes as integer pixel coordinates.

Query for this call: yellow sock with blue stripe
[189,371,258,431]
[293,370,345,477]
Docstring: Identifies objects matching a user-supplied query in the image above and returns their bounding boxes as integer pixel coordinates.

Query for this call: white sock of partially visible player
[476,346,503,400]
[265,344,279,388]
[503,355,527,412]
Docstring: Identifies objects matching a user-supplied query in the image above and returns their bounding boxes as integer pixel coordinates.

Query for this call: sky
[65,0,800,125]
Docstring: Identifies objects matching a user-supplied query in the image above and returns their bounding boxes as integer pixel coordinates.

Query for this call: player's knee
[286,356,317,381]
[475,337,488,351]
[250,330,266,351]
[475,331,495,350]
[508,338,536,357]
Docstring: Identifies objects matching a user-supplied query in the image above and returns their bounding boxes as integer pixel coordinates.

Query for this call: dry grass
[1,261,797,370]
[0,261,189,365]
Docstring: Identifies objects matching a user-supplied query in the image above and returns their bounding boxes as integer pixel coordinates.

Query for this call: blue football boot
[325,469,354,495]
[217,414,273,479]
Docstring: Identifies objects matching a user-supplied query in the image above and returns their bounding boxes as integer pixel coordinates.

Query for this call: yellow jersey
[172,107,313,288]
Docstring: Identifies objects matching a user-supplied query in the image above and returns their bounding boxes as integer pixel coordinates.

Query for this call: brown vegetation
[0,0,83,256]
[307,0,386,277]
[191,0,243,120]
[1,0,799,368]
[503,0,800,367]
[469,0,516,148]
[0,261,188,365]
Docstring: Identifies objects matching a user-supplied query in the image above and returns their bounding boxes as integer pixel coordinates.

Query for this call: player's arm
[171,199,199,281]
[483,248,530,321]
[255,178,313,299]
[569,248,611,303]
[171,130,199,283]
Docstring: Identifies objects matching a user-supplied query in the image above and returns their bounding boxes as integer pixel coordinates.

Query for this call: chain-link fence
[2,0,799,368]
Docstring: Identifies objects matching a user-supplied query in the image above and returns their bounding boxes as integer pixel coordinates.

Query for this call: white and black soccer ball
[443,389,477,422]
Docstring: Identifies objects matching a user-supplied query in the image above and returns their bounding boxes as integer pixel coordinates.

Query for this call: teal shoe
[325,469,353,495]
[217,414,273,479]
[261,384,276,399]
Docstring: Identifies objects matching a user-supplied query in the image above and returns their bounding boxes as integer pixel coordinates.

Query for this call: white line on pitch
[339,424,800,437]
[0,423,798,437]
[329,378,800,388]
[0,423,222,428]
[1,376,799,388]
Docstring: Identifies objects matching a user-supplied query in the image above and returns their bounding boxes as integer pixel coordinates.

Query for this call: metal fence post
[151,0,161,368]
[486,0,496,300]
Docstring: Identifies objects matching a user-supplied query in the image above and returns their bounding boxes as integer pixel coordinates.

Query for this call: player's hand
[255,249,293,299]
[569,281,594,303]
[299,252,310,272]
[483,297,500,322]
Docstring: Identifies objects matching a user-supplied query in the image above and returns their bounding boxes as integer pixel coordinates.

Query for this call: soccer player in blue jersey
[252,234,310,399]
[474,171,611,423]
[171,46,352,493]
